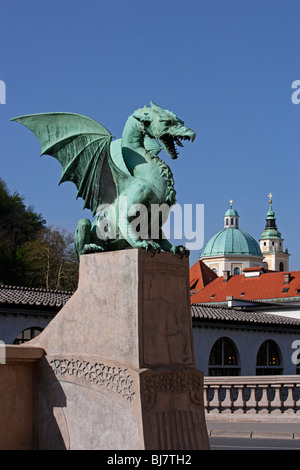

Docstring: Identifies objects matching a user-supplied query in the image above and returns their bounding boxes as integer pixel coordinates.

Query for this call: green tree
[22,226,79,291]
[0,179,78,290]
[0,179,46,285]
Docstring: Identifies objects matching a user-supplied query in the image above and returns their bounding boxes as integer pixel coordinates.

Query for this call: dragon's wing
[11,112,130,215]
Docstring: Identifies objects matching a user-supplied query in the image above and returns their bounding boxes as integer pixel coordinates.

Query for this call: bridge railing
[203,376,300,415]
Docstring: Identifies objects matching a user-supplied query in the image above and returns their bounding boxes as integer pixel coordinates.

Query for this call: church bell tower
[259,193,290,271]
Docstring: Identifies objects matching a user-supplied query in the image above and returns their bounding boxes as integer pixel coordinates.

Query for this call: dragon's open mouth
[159,134,193,159]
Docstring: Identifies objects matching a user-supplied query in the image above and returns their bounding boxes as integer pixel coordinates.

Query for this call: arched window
[279,262,284,272]
[13,327,43,345]
[208,337,240,376]
[256,340,282,375]
[212,268,217,274]
[233,267,240,275]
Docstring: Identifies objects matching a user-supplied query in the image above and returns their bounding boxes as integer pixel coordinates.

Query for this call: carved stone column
[31,249,209,450]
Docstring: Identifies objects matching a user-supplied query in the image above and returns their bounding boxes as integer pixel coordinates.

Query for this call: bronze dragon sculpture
[12,102,196,259]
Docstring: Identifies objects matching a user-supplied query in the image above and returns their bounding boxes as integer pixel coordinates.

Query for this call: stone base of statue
[30,249,209,450]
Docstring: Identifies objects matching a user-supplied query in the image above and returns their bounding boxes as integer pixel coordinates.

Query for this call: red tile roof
[190,264,300,304]
[190,260,218,292]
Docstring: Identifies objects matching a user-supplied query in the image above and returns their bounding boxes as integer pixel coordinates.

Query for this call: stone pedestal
[31,249,209,450]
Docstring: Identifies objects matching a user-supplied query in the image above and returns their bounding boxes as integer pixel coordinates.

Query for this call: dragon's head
[133,101,196,159]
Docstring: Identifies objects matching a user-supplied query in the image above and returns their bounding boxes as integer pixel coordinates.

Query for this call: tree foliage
[0,179,78,290]
[22,227,79,291]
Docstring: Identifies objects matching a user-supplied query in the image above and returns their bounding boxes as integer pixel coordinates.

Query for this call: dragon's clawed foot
[170,245,190,258]
[82,243,104,254]
[138,240,162,256]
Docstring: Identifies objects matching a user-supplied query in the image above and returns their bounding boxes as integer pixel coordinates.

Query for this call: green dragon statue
[12,102,196,259]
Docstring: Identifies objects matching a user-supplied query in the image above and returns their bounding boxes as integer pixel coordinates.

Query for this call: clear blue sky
[1,0,299,269]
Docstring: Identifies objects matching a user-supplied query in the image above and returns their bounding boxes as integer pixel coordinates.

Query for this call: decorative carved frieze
[141,369,203,410]
[50,358,136,403]
[142,369,202,393]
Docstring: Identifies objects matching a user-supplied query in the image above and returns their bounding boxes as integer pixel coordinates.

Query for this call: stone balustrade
[204,376,300,416]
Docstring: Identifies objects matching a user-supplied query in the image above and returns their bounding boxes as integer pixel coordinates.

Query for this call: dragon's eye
[159,119,173,125]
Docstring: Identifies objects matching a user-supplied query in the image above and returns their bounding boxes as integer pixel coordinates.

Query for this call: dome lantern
[224,199,239,229]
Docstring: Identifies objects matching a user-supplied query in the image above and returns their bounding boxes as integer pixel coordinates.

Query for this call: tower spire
[265,193,277,230]
[259,194,290,271]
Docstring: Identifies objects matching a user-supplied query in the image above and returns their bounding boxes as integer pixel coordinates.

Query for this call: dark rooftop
[192,304,300,327]
[0,285,73,309]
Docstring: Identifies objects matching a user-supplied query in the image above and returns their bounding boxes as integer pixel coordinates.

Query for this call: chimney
[223,271,230,282]
[284,272,291,284]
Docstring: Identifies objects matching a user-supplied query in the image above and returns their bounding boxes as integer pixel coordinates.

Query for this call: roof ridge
[192,302,233,309]
[191,304,300,326]
[0,284,74,294]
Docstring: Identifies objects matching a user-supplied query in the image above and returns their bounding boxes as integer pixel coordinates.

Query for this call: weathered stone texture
[27,250,209,449]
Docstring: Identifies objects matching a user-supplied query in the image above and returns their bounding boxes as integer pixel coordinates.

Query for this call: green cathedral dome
[201,203,263,258]
[201,228,262,257]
